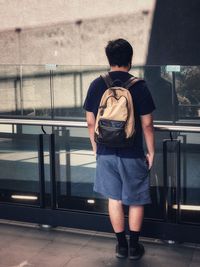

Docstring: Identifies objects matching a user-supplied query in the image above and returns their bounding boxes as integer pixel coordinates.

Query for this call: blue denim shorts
[94,154,151,206]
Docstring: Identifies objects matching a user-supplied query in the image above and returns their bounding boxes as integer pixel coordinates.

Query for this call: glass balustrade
[0,65,200,123]
[0,64,199,229]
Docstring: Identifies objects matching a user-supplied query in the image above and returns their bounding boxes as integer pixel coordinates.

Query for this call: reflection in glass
[175,66,200,122]
[0,132,40,206]
[179,132,200,223]
[0,64,199,124]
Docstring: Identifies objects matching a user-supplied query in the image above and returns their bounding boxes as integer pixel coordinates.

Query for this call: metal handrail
[154,124,200,132]
[0,118,200,132]
[0,118,86,127]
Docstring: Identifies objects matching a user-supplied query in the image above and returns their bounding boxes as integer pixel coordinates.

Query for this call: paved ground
[0,220,199,267]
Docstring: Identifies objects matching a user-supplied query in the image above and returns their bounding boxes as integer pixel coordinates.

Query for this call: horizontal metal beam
[0,118,200,132]
[154,124,200,132]
[0,118,87,128]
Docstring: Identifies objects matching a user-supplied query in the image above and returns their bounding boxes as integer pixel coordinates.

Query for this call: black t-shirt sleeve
[83,77,105,116]
[83,79,98,114]
[134,81,156,116]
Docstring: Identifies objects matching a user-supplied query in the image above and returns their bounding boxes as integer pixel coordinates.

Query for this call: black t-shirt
[83,71,156,158]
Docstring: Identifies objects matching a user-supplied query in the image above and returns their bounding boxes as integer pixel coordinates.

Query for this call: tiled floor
[0,220,199,267]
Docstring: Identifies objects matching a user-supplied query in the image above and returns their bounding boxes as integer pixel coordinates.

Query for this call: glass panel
[144,66,174,122]
[53,126,168,218]
[175,66,200,124]
[160,131,200,224]
[144,130,169,220]
[53,65,109,120]
[0,65,52,118]
[53,66,83,120]
[163,139,180,223]
[21,65,51,118]
[54,126,108,212]
[178,132,200,223]
[0,129,41,206]
[1,64,199,124]
[0,65,21,117]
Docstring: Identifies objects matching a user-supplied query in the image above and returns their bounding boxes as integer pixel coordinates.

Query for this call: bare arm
[141,113,155,169]
[86,111,97,155]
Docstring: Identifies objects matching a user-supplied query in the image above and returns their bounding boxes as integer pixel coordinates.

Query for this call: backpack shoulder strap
[100,73,113,88]
[123,76,143,89]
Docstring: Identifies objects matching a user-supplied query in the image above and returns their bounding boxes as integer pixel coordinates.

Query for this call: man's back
[83,70,155,158]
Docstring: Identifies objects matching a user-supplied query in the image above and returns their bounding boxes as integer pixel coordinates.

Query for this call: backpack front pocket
[98,119,126,144]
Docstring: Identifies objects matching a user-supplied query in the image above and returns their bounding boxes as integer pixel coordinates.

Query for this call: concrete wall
[147,0,200,65]
[0,0,200,65]
[0,0,155,65]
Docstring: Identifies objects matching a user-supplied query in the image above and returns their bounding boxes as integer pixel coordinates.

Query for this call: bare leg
[108,198,125,232]
[109,199,128,258]
[129,205,144,231]
[129,205,145,259]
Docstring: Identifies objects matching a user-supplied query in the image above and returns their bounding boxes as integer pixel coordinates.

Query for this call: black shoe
[115,244,128,259]
[129,243,145,260]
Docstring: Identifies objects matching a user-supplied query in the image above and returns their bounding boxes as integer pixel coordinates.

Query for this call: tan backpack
[94,73,142,147]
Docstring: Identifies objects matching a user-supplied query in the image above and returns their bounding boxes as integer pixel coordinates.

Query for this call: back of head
[105,39,133,67]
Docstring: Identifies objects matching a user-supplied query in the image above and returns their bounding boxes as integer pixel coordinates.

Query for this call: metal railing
[0,117,200,242]
[0,118,200,132]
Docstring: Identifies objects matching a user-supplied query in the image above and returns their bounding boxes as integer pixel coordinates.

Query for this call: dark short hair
[105,39,133,67]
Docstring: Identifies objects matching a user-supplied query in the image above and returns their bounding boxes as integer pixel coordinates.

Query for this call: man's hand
[86,111,97,155]
[141,113,155,170]
[145,153,154,170]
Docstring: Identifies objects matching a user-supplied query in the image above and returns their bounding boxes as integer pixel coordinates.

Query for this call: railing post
[163,138,181,223]
[163,140,169,222]
[49,133,57,209]
[38,134,45,208]
[65,129,71,197]
[176,140,181,223]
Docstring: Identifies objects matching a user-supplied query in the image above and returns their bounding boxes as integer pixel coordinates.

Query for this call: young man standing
[83,39,155,260]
